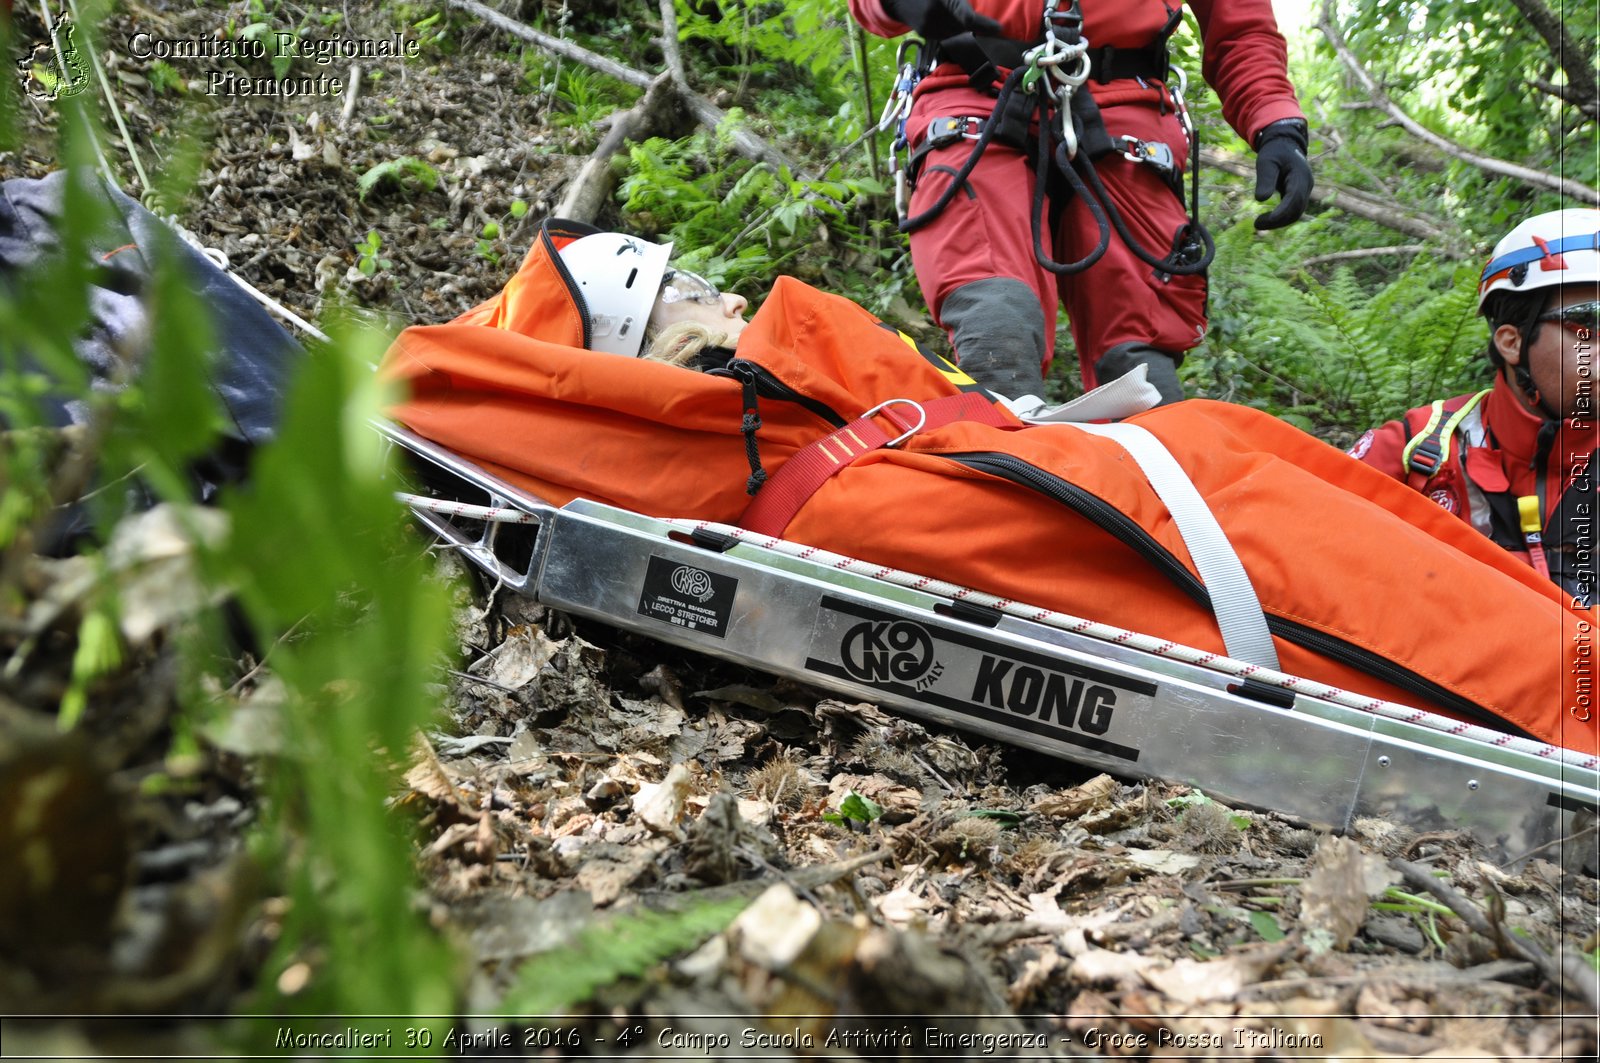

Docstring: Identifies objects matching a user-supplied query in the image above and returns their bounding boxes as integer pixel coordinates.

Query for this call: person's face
[1495,284,1599,421]
[649,266,750,347]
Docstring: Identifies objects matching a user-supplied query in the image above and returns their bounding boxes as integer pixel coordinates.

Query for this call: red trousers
[907,91,1208,387]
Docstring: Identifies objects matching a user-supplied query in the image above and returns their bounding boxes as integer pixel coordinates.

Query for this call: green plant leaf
[837,791,884,824]
[356,157,439,200]
[498,898,747,1016]
[1249,910,1285,942]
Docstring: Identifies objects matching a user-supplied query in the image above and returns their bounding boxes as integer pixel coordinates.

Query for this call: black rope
[1033,99,1109,274]
[900,66,1028,234]
[1075,143,1214,275]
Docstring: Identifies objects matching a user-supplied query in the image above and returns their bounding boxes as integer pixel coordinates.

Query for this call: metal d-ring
[862,398,927,447]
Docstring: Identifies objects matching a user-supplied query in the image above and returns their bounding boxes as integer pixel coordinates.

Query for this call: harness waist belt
[932,34,1168,88]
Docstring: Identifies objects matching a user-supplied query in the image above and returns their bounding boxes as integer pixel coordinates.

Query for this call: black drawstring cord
[735,366,768,495]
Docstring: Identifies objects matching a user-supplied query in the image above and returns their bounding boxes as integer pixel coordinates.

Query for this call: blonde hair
[642,320,728,366]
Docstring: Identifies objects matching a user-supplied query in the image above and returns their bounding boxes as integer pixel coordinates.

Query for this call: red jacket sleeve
[1188,0,1304,144]
[848,0,910,38]
[848,1,1039,43]
[1348,418,1411,484]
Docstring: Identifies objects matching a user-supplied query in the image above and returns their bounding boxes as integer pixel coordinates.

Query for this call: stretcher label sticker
[637,555,736,638]
[806,597,1151,762]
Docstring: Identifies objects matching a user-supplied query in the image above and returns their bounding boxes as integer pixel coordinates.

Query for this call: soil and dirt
[3,2,1598,1057]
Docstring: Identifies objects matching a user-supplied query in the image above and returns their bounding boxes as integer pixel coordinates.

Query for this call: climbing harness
[1400,389,1489,488]
[885,0,1214,278]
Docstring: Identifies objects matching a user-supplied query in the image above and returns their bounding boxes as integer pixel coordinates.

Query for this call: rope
[658,517,1600,772]
[37,0,331,343]
[53,0,153,195]
[394,492,541,525]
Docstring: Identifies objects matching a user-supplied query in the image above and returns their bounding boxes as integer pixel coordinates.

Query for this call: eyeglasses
[658,266,723,307]
[1538,300,1600,335]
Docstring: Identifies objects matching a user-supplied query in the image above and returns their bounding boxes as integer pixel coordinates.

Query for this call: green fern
[1191,223,1491,438]
[497,897,748,1016]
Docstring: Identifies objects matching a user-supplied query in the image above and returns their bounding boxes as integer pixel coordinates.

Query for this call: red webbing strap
[738,392,1013,536]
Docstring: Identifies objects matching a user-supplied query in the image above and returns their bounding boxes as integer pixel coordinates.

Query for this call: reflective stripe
[1401,389,1490,481]
[1479,230,1600,285]
[1073,422,1279,670]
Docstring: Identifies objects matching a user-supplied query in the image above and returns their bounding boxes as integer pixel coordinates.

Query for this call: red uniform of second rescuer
[849,0,1309,401]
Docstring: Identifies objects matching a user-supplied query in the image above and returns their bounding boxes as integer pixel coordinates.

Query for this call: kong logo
[971,656,1117,736]
[669,564,716,603]
[840,620,939,687]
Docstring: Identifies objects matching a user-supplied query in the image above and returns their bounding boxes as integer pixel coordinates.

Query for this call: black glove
[882,0,1001,40]
[1253,118,1313,231]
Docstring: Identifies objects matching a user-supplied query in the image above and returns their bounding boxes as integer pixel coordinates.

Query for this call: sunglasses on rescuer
[1538,301,1600,335]
[657,266,723,306]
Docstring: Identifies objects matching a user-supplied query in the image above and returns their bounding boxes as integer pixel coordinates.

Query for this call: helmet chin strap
[1512,332,1562,471]
[1513,318,1564,425]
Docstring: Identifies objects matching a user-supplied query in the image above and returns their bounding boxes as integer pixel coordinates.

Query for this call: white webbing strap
[1072,421,1280,670]
[998,362,1162,423]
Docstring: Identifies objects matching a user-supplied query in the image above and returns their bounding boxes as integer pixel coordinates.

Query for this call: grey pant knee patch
[940,278,1047,398]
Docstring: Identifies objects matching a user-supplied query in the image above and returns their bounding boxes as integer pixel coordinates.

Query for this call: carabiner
[862,398,927,447]
[878,39,924,133]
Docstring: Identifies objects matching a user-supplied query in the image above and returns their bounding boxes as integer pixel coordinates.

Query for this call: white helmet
[558,231,673,357]
[1478,208,1600,311]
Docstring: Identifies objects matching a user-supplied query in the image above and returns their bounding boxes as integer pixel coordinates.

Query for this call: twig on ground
[657,0,687,87]
[555,72,675,223]
[339,64,361,126]
[444,0,809,179]
[1391,858,1600,1011]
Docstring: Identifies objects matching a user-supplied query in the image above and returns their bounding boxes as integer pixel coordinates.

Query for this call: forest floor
[5,1,1598,1058]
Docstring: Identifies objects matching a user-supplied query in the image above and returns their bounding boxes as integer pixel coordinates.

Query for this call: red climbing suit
[849,0,1304,383]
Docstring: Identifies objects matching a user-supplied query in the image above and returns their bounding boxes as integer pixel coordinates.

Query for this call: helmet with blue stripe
[1478,208,1600,312]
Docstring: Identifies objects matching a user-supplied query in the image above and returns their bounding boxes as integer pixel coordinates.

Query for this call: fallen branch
[445,0,809,178]
[555,72,677,223]
[1317,1,1599,205]
[1392,859,1600,1011]
[1301,244,1426,268]
[1199,147,1455,244]
[658,0,687,87]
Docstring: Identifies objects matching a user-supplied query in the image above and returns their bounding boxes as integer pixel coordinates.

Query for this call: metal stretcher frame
[378,421,1600,868]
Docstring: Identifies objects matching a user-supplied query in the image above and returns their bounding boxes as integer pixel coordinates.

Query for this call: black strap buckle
[926,115,985,149]
[1406,439,1444,476]
[1119,135,1176,174]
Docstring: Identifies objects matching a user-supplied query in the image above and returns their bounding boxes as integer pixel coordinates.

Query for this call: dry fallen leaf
[1140,942,1289,1004]
[731,883,823,969]
[1031,773,1119,818]
[1067,943,1162,986]
[1124,848,1203,875]
[1300,835,1370,951]
[632,763,693,834]
[405,733,467,809]
[469,625,562,689]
